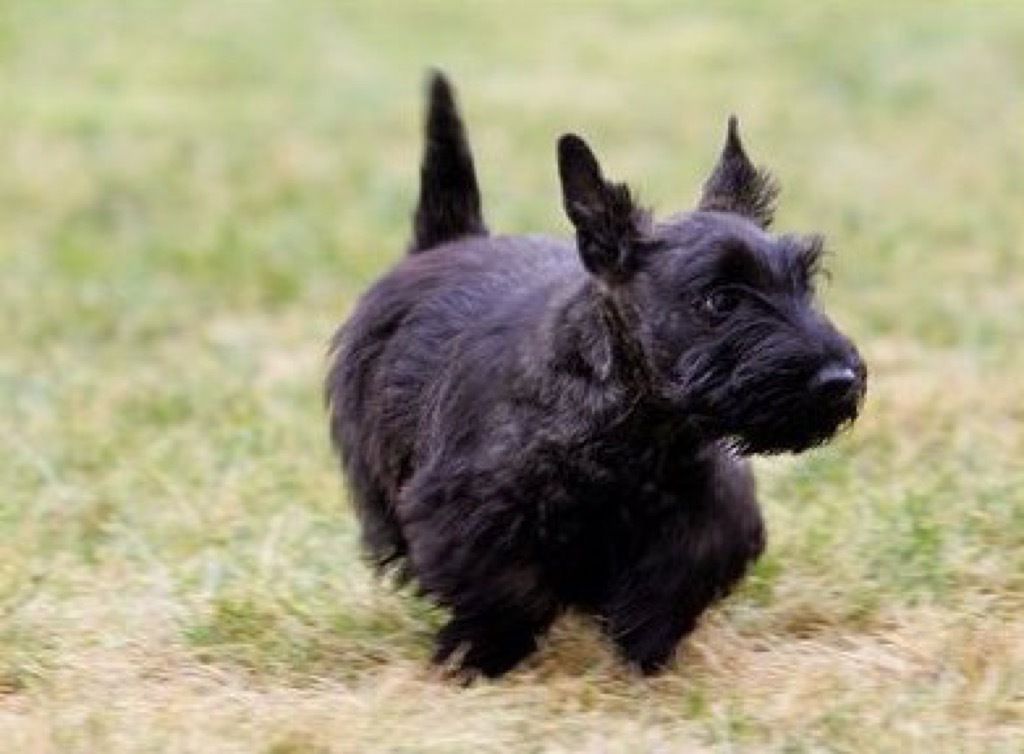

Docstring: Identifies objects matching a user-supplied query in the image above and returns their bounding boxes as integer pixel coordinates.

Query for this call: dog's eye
[701,289,740,318]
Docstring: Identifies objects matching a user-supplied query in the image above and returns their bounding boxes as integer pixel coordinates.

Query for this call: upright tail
[410,71,488,253]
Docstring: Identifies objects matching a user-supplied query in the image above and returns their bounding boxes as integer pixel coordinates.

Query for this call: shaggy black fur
[326,72,866,679]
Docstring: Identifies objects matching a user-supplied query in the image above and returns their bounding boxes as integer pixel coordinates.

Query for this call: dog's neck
[593,282,653,391]
[528,278,702,450]
[547,279,648,385]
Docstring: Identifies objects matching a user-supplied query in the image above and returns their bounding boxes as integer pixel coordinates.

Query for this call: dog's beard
[718,380,864,454]
[666,366,864,455]
[665,336,865,455]
[730,404,860,455]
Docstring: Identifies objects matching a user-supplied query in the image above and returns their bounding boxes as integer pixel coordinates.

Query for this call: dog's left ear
[698,116,779,229]
[558,134,644,283]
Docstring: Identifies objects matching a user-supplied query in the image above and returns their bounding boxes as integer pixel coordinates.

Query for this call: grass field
[1,2,1022,752]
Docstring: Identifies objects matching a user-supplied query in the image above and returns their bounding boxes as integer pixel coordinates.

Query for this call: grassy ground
[1,1,1022,751]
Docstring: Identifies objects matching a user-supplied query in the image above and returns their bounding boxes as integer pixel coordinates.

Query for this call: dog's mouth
[729,377,866,455]
[661,350,867,455]
[735,404,861,455]
[673,365,866,455]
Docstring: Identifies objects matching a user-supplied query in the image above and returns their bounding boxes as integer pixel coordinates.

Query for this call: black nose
[809,363,858,400]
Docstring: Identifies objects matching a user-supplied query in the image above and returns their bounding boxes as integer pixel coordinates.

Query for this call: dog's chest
[535,440,704,605]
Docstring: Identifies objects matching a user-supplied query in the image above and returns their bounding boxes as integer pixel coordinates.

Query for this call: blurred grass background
[0,2,1022,752]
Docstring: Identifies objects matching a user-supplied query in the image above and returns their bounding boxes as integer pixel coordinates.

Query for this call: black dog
[327,72,866,678]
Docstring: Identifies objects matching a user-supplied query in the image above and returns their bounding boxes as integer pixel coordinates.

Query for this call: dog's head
[557,119,866,454]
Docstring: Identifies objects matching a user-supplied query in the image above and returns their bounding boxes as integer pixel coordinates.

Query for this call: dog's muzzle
[807,361,864,408]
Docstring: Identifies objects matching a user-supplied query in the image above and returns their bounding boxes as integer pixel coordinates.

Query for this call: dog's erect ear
[558,134,643,282]
[698,117,779,229]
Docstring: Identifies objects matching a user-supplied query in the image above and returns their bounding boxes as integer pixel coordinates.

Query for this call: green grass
[1,1,1022,751]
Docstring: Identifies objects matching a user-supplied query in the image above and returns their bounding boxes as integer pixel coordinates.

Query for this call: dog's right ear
[698,117,779,229]
[558,134,643,283]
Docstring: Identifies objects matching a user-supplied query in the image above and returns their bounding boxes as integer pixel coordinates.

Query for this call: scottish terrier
[326,72,866,678]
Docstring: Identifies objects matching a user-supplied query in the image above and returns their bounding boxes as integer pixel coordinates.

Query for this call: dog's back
[327,72,578,572]
[330,236,579,571]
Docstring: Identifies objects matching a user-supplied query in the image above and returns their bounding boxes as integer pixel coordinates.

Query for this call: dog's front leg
[400,468,559,679]
[433,594,558,680]
[601,532,722,675]
[602,456,764,674]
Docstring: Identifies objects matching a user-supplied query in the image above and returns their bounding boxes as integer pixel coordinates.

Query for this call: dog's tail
[410,70,488,253]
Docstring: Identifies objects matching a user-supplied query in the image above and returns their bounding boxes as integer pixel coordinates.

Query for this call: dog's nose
[809,363,858,400]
